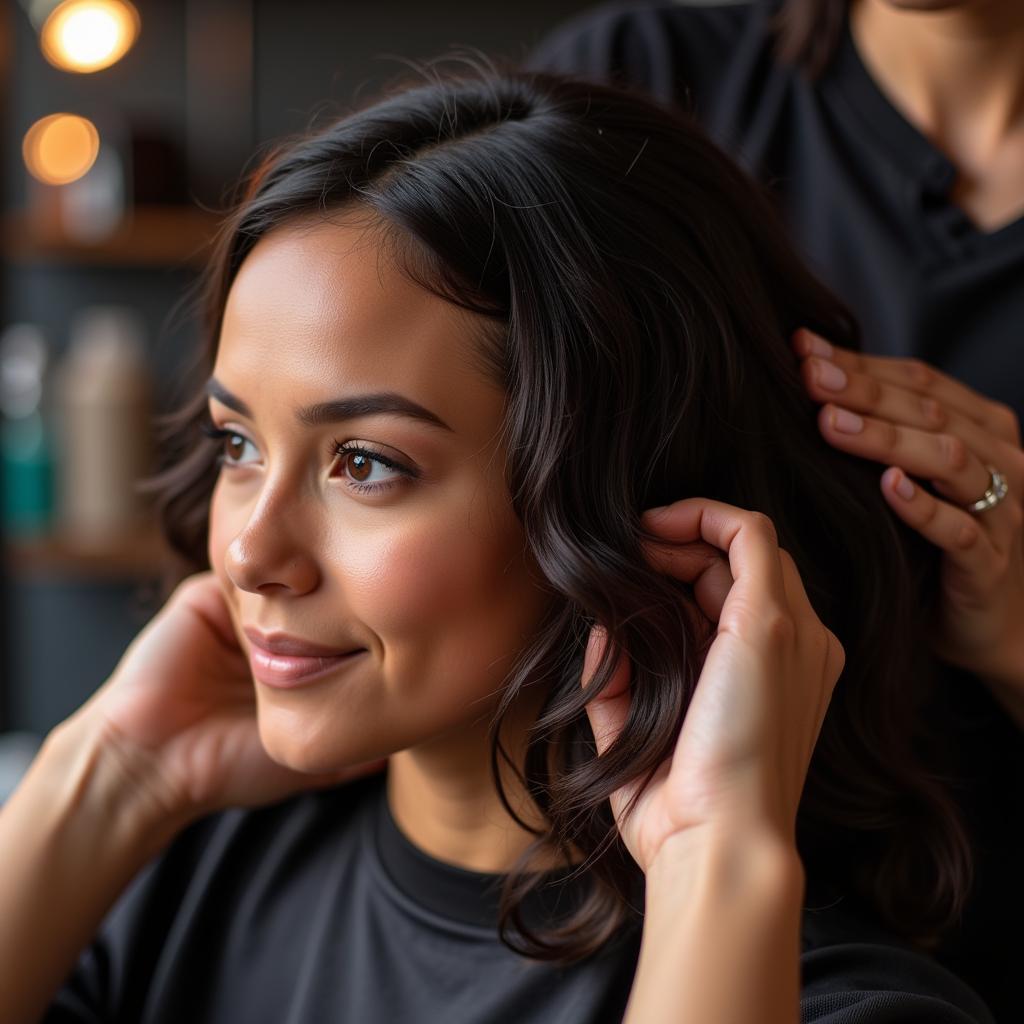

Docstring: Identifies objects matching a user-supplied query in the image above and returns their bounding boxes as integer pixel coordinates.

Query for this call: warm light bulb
[40,0,140,73]
[22,113,101,185]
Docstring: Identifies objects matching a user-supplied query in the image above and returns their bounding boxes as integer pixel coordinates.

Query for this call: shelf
[3,205,222,268]
[5,527,170,580]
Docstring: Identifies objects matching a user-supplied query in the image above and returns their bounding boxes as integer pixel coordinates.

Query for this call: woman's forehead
[223,218,453,351]
[214,217,504,431]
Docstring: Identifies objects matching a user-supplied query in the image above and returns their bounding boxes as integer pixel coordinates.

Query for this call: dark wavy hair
[148,63,970,964]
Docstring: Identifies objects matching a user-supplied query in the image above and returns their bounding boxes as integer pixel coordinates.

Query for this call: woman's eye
[220,432,260,466]
[200,420,261,467]
[336,446,407,491]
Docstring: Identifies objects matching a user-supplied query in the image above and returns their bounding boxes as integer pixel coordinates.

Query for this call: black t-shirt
[528,0,1024,422]
[528,6,1023,1020]
[44,770,995,1023]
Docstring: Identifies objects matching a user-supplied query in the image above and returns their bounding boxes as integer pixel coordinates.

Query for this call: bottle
[53,307,151,545]
[0,324,54,537]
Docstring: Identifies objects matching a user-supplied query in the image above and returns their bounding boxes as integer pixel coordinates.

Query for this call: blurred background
[0,0,598,795]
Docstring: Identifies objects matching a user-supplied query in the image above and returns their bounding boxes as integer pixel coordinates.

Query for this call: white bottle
[54,307,151,545]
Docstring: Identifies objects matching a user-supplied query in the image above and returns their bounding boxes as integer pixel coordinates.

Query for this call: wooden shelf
[3,205,221,268]
[5,527,170,580]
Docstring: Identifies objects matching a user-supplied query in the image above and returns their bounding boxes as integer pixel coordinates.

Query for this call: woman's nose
[223,499,320,596]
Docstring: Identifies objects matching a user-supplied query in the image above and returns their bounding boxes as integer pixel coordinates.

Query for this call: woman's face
[207,212,551,773]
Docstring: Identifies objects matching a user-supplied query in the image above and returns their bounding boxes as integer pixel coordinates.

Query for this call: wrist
[962,627,1024,694]
[641,825,805,964]
[0,714,187,1024]
[46,713,194,860]
[967,633,1024,729]
[627,828,804,1024]
[645,825,804,918]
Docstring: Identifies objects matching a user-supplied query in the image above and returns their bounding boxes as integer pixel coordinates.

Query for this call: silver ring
[966,465,1009,514]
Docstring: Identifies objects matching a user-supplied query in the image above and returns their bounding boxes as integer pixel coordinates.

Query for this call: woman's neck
[852,0,1024,141]
[386,684,571,874]
[851,0,1024,228]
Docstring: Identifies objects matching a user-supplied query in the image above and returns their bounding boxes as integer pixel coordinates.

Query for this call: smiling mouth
[248,647,368,689]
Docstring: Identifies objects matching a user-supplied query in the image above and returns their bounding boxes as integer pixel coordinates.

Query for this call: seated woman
[0,65,998,1023]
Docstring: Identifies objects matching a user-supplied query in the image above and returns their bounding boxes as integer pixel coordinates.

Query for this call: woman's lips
[247,646,367,688]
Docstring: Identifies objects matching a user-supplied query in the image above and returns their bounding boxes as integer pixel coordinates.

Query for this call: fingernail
[831,407,863,433]
[893,471,914,501]
[815,360,848,391]
[806,331,834,358]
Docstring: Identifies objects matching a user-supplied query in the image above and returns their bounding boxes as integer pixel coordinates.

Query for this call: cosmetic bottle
[53,307,151,544]
[0,324,54,537]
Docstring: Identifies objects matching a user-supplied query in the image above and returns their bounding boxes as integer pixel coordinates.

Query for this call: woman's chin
[255,712,387,776]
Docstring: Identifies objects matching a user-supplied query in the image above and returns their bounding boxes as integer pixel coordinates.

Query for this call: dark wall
[252,0,582,142]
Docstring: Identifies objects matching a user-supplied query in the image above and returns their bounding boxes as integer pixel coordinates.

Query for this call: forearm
[625,828,805,1024]
[0,715,186,1024]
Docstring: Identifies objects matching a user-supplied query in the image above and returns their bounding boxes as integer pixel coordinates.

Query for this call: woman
[531,3,1024,1015]
[0,69,997,1022]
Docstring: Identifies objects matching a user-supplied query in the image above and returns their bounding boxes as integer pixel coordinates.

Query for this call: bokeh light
[40,0,140,74]
[22,113,101,185]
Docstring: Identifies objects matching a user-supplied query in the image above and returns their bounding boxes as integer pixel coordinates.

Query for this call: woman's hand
[580,498,845,874]
[793,329,1024,700]
[65,571,385,829]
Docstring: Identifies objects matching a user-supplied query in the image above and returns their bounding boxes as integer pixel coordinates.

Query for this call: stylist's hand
[581,499,845,873]
[793,329,1024,698]
[65,571,385,829]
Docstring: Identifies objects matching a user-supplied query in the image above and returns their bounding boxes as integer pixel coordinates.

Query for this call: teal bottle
[1,409,54,536]
[0,324,54,537]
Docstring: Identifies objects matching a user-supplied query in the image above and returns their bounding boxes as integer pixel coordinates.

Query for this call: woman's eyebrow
[205,377,453,432]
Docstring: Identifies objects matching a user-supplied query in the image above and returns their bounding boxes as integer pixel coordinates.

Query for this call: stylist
[529,1,1023,1020]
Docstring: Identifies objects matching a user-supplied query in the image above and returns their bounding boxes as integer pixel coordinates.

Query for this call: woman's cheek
[328,513,500,635]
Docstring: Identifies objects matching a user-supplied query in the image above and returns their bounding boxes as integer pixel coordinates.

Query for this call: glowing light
[40,0,140,73]
[22,113,101,185]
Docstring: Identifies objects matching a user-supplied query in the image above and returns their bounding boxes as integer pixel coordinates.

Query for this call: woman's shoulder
[797,897,996,1023]
[43,771,387,1022]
